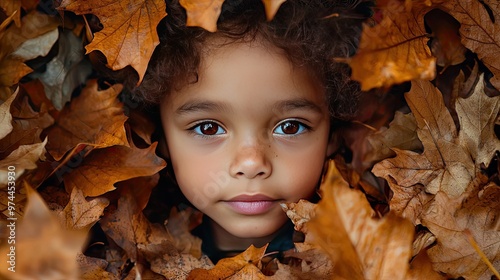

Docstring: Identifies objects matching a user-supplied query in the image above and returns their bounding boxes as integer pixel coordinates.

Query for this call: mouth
[223,194,279,215]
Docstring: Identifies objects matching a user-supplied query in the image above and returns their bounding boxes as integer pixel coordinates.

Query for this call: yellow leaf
[58,0,167,84]
[179,0,225,32]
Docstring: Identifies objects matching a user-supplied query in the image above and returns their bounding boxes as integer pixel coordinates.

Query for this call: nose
[229,145,272,179]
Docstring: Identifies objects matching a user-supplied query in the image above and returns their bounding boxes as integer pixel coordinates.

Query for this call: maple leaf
[373,79,475,197]
[261,0,286,21]
[63,142,166,197]
[442,0,500,89]
[187,244,268,280]
[308,160,415,280]
[179,0,225,32]
[45,79,128,161]
[58,0,167,84]
[347,0,439,90]
[56,187,109,232]
[0,185,87,280]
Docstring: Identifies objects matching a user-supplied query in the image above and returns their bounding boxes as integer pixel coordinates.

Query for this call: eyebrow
[175,100,230,115]
[272,98,323,114]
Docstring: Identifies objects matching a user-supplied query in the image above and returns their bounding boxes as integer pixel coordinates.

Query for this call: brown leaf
[373,79,475,197]
[425,9,466,68]
[261,0,286,21]
[165,207,203,258]
[116,174,159,212]
[187,245,268,280]
[63,142,166,197]
[365,111,422,163]
[0,0,21,27]
[58,0,167,84]
[151,253,213,280]
[77,253,120,280]
[442,0,500,89]
[45,79,128,160]
[347,0,438,90]
[407,250,446,280]
[179,0,225,32]
[0,138,47,186]
[308,161,415,280]
[0,185,86,280]
[100,190,176,264]
[281,199,316,236]
[0,89,17,139]
[422,181,500,279]
[56,187,109,232]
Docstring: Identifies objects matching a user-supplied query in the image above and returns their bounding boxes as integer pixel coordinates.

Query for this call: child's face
[160,38,333,239]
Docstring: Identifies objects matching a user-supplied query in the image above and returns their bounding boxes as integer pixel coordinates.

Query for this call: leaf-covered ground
[0,0,499,279]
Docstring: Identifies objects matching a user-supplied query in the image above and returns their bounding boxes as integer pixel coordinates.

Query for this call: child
[125,0,369,263]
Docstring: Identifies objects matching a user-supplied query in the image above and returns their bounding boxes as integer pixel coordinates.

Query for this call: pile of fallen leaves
[0,0,499,279]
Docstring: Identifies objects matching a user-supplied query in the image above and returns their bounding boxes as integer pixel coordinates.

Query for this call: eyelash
[187,119,312,139]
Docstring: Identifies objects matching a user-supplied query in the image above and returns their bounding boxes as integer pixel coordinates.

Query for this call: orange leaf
[348,0,439,90]
[308,160,414,280]
[63,142,166,197]
[179,0,225,32]
[261,0,286,21]
[45,79,128,160]
[188,245,268,279]
[0,0,21,27]
[58,0,167,84]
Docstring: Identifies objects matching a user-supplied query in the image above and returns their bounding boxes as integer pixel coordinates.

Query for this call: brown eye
[274,120,309,135]
[280,121,299,134]
[193,121,225,135]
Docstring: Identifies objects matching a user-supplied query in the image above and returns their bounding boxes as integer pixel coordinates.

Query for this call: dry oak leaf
[150,253,213,280]
[308,160,415,280]
[180,0,225,32]
[442,0,500,89]
[188,244,268,280]
[262,0,286,21]
[422,181,500,279]
[165,207,203,258]
[0,89,17,139]
[373,79,475,197]
[77,253,120,280]
[45,79,128,161]
[348,0,439,90]
[56,187,109,232]
[63,142,166,197]
[58,0,167,84]
[0,138,47,186]
[0,185,87,280]
[100,191,177,265]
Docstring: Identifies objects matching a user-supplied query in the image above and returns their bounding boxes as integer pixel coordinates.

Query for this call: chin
[224,216,288,239]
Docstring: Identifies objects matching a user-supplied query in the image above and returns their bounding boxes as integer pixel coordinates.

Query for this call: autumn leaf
[308,160,415,280]
[165,207,203,258]
[77,253,120,280]
[187,244,268,280]
[56,187,109,232]
[150,253,214,280]
[180,0,225,32]
[442,0,500,89]
[261,0,286,21]
[0,0,21,27]
[0,89,17,139]
[0,138,47,186]
[58,0,167,84]
[347,0,438,90]
[45,79,128,160]
[63,142,166,197]
[0,11,59,100]
[281,199,316,236]
[373,79,475,197]
[0,185,87,280]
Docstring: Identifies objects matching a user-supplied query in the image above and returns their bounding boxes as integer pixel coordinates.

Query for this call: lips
[223,194,278,215]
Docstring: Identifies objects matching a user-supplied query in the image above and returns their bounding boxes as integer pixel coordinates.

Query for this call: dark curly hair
[122,0,372,120]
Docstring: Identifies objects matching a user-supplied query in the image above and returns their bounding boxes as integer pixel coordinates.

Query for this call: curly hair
[122,0,372,120]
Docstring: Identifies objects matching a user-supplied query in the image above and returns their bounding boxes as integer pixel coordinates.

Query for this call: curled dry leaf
[58,0,167,84]
[442,0,500,89]
[0,138,47,185]
[188,244,268,280]
[63,142,166,197]
[45,79,128,160]
[308,160,414,280]
[165,207,203,258]
[180,0,225,32]
[0,0,21,27]
[347,0,439,90]
[281,199,316,237]
[0,89,17,139]
[77,253,119,280]
[0,185,87,280]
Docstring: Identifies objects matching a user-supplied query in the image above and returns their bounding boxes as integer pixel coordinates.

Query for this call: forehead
[161,37,327,112]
